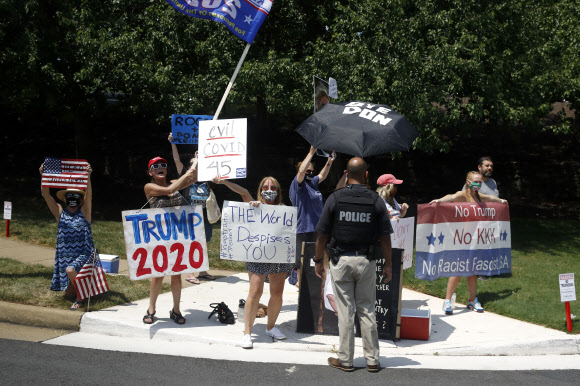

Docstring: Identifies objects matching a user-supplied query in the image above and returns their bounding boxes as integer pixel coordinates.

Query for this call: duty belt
[339,249,368,256]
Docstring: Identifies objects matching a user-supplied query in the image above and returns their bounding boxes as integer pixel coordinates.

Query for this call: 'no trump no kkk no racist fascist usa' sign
[166,0,273,44]
[415,202,511,281]
[122,206,209,280]
[220,201,297,264]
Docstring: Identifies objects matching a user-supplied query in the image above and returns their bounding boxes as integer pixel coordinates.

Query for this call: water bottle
[451,293,456,309]
[238,299,245,320]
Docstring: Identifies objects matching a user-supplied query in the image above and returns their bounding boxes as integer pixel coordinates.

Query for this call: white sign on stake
[122,206,209,280]
[328,77,338,98]
[197,118,247,182]
[220,200,297,264]
[3,201,12,220]
[390,217,415,270]
[559,273,576,302]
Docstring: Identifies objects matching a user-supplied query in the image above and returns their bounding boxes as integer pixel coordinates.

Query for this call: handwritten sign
[220,200,296,263]
[4,201,12,220]
[171,114,213,145]
[122,206,208,280]
[415,203,511,281]
[559,273,576,302]
[197,119,247,181]
[328,77,338,98]
[390,217,415,270]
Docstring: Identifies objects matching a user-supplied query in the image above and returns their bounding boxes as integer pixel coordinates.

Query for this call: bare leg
[445,276,462,300]
[65,267,79,301]
[266,272,286,330]
[244,272,265,335]
[466,275,477,302]
[148,277,164,315]
[170,275,182,314]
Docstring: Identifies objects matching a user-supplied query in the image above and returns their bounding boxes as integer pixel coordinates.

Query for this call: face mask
[304,175,314,182]
[66,197,82,207]
[470,182,482,191]
[261,189,278,202]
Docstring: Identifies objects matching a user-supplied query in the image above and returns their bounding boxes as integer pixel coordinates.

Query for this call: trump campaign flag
[166,0,273,44]
[42,157,88,190]
[415,202,511,281]
[74,252,109,301]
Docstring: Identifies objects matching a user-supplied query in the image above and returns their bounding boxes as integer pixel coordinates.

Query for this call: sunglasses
[150,163,167,170]
[65,193,82,200]
[305,170,315,175]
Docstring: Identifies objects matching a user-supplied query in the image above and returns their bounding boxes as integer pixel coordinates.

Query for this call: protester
[168,133,215,284]
[142,156,197,325]
[430,171,508,315]
[39,162,95,311]
[314,157,393,372]
[376,173,409,221]
[289,146,335,285]
[212,174,291,349]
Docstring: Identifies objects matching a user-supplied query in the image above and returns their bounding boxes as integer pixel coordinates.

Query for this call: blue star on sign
[438,232,445,244]
[502,230,508,241]
[426,233,436,246]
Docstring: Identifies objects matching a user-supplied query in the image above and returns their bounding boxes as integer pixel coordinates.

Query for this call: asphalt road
[1,338,579,385]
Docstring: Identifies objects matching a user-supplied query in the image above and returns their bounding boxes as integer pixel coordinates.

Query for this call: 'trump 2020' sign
[415,202,511,281]
[122,206,209,280]
[220,201,297,264]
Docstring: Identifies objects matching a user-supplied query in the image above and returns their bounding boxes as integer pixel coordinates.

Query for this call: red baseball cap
[377,174,403,186]
[148,156,168,169]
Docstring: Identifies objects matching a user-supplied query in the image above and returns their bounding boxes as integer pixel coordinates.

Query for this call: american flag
[74,253,109,301]
[42,157,88,190]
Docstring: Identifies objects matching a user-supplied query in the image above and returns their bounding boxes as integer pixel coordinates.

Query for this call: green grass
[403,218,580,334]
[0,258,169,311]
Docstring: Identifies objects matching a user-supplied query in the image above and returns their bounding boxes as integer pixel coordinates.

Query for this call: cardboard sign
[390,217,414,270]
[559,273,576,302]
[197,119,247,181]
[415,202,511,281]
[328,77,338,98]
[171,114,213,145]
[122,206,208,280]
[3,201,12,220]
[220,200,296,264]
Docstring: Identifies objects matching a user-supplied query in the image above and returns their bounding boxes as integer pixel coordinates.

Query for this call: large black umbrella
[296,101,418,157]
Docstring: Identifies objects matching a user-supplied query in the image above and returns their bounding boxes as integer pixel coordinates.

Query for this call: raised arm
[145,167,197,198]
[81,164,93,223]
[39,163,62,221]
[212,174,253,203]
[296,146,317,185]
[318,152,335,183]
[335,170,347,190]
[168,133,184,175]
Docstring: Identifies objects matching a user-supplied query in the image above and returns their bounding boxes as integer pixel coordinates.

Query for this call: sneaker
[367,363,380,372]
[288,268,298,286]
[328,357,354,372]
[240,334,253,349]
[442,299,453,315]
[265,326,286,340]
[467,297,484,312]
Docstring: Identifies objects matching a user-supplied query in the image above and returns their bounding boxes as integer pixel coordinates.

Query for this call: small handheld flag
[42,158,89,190]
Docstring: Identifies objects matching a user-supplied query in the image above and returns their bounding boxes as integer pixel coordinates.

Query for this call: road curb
[0,301,82,331]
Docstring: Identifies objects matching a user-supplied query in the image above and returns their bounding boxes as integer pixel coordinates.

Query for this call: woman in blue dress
[40,162,94,310]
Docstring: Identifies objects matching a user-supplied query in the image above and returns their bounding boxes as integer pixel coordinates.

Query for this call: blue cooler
[99,254,119,274]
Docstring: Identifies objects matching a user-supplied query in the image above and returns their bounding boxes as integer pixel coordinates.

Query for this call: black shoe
[367,363,380,372]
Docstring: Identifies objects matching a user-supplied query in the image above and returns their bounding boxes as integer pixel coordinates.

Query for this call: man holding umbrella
[314,157,393,372]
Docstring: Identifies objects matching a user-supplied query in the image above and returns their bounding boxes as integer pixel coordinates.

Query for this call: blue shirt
[289,175,323,234]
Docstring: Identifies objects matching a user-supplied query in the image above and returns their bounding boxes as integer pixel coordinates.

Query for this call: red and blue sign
[415,202,511,281]
[166,0,273,44]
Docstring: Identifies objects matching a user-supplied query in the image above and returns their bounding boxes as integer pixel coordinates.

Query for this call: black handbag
[208,302,235,324]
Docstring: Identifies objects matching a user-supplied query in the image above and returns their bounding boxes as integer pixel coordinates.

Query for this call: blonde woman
[376,173,408,220]
[430,171,508,315]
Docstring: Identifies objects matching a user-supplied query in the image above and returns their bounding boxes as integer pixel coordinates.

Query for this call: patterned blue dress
[50,209,95,291]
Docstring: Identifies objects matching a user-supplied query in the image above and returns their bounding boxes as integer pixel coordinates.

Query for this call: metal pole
[565,301,573,331]
[5,220,9,237]
[213,43,252,120]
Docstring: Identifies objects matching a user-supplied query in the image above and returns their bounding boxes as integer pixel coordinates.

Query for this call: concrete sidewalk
[1,237,579,365]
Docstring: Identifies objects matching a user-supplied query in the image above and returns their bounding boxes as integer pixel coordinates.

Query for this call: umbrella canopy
[296,101,418,157]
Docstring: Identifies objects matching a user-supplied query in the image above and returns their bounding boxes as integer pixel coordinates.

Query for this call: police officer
[314,157,393,372]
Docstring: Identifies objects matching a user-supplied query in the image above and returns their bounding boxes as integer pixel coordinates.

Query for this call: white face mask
[261,189,278,202]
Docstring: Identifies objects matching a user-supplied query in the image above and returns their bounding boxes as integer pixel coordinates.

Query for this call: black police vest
[332,185,378,250]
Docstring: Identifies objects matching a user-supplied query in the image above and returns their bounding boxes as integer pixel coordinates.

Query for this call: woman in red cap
[376,174,409,221]
[142,156,197,324]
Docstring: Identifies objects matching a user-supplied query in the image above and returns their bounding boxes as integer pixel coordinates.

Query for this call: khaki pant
[329,254,379,367]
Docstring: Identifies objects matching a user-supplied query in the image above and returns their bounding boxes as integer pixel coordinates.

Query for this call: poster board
[122,206,208,280]
[390,217,414,270]
[559,273,576,302]
[219,200,297,264]
[197,118,247,181]
[3,201,12,220]
[171,114,213,145]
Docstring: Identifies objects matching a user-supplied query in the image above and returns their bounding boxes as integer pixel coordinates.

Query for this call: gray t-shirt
[461,178,499,197]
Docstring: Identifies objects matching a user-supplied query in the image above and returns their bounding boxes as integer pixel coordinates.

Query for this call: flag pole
[213,42,252,120]
[86,249,98,312]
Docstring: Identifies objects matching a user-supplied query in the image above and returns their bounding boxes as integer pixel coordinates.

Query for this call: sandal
[185,276,201,285]
[198,272,215,280]
[70,301,83,311]
[143,310,156,324]
[170,309,186,324]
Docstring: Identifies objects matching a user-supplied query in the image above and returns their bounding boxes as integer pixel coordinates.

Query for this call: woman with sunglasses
[39,162,95,310]
[143,156,198,324]
[430,171,508,315]
[212,174,291,349]
[289,146,335,285]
